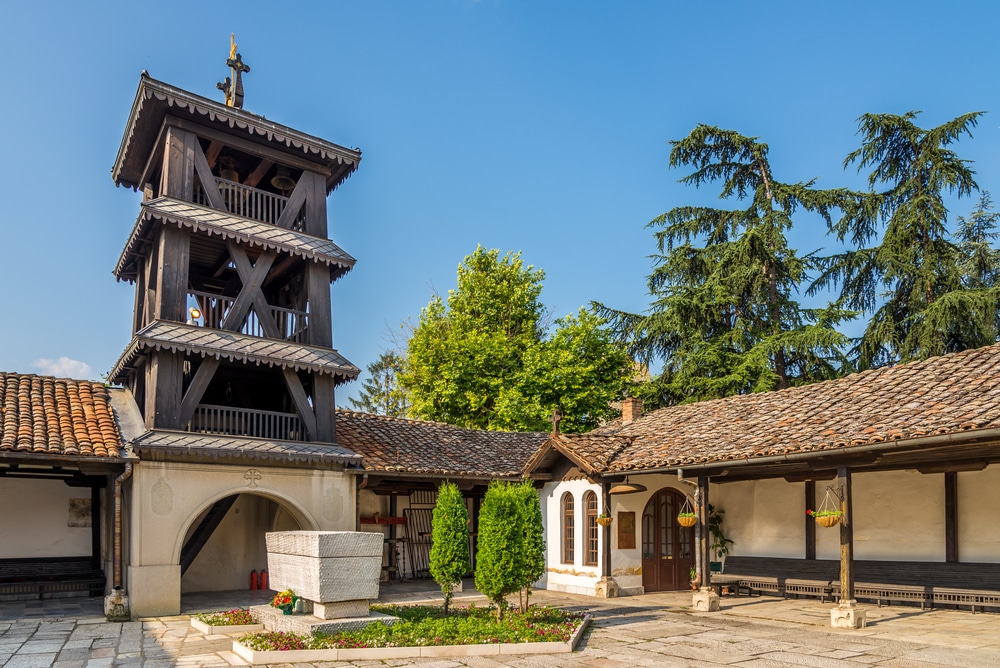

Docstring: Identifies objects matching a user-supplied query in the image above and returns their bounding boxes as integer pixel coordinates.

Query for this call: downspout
[113,461,133,589]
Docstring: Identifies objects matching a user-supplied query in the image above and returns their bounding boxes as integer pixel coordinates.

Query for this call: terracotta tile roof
[587,343,1000,472]
[114,198,356,283]
[334,410,547,477]
[109,320,360,385]
[133,430,361,466]
[0,373,124,459]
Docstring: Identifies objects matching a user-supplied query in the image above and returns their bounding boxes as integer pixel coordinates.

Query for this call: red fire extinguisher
[260,569,268,590]
[250,569,259,590]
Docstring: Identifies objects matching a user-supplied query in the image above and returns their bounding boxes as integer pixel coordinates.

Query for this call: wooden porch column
[805,480,816,560]
[601,481,612,578]
[838,466,854,602]
[945,472,958,563]
[91,484,102,570]
[698,476,712,591]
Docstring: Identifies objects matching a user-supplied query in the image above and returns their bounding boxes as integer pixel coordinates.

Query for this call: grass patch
[196,608,257,626]
[239,604,585,650]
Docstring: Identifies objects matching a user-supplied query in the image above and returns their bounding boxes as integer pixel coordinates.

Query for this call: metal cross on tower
[216,33,251,108]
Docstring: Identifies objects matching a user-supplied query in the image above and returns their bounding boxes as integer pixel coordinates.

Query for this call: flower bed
[232,604,590,665]
[190,608,263,634]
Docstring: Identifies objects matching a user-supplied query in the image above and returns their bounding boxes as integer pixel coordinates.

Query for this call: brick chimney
[621,397,643,423]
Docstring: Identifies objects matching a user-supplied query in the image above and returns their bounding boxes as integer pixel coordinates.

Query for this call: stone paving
[4,582,1000,667]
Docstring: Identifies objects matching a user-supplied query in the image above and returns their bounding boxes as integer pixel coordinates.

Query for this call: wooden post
[838,467,854,603]
[91,484,102,570]
[602,481,612,578]
[698,476,711,591]
[805,480,816,560]
[945,472,958,563]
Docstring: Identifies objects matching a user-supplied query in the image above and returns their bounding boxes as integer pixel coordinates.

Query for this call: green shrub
[429,480,469,612]
[515,480,545,608]
[474,481,523,620]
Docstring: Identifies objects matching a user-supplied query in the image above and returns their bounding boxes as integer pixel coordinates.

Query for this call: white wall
[959,466,1000,563]
[540,478,603,595]
[851,470,944,561]
[0,478,94,558]
[716,479,804,559]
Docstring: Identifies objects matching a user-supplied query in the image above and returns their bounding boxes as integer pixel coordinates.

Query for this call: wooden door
[641,488,695,591]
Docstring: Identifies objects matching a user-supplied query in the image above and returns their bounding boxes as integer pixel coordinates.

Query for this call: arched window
[584,490,599,566]
[561,492,575,564]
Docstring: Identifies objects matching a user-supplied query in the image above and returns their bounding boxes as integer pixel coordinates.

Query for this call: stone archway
[178,492,314,593]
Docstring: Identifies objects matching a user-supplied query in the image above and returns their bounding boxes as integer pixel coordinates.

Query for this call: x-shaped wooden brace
[176,243,318,439]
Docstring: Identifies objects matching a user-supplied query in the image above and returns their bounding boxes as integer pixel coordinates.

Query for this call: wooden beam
[945,472,958,563]
[153,225,190,323]
[244,158,274,189]
[838,467,854,603]
[91,485,101,570]
[160,126,196,201]
[698,476,711,590]
[602,481,612,578]
[192,136,228,211]
[805,481,816,560]
[275,177,308,229]
[177,358,220,428]
[222,243,277,336]
[281,368,318,440]
[302,170,328,238]
[784,472,837,484]
[917,461,988,474]
[306,263,332,347]
[204,140,224,169]
[165,116,334,177]
[312,376,336,443]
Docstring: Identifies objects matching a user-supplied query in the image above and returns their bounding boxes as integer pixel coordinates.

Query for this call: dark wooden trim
[303,170,328,238]
[177,358,221,427]
[306,263,333,347]
[601,482,612,577]
[699,476,711,589]
[222,242,277,336]
[312,376,336,443]
[281,368,318,439]
[192,135,228,211]
[945,471,958,563]
[90,485,101,570]
[838,467,854,602]
[805,480,816,560]
[165,116,336,177]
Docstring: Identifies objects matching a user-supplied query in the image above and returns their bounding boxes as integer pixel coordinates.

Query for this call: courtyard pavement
[3,581,1000,667]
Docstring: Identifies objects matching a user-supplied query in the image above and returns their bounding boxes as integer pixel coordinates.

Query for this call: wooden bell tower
[109,66,361,445]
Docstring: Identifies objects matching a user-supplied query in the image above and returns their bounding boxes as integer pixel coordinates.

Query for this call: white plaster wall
[127,460,354,616]
[0,478,93,558]
[540,479,602,595]
[851,470,944,561]
[959,465,1000,563]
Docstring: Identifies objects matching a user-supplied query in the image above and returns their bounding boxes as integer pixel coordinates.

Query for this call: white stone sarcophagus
[266,531,383,620]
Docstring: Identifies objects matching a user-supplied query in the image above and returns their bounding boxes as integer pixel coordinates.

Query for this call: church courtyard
[2,584,999,667]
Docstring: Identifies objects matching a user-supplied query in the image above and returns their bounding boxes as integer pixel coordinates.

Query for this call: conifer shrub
[474,480,523,620]
[429,480,469,612]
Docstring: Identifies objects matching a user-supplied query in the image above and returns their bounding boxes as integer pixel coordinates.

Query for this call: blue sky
[2,1,999,404]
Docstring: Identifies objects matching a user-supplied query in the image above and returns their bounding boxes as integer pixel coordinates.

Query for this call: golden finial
[229,33,237,61]
[216,33,250,109]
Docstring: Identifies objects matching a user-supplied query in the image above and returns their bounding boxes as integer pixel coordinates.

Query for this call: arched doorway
[641,488,695,591]
[179,493,305,593]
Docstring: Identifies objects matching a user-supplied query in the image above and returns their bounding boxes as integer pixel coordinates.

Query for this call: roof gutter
[608,427,1000,477]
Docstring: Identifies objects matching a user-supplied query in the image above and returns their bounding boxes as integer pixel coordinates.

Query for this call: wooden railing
[194,177,306,230]
[185,404,306,441]
[188,290,308,342]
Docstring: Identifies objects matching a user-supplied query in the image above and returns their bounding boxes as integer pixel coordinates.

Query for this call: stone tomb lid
[266,530,383,558]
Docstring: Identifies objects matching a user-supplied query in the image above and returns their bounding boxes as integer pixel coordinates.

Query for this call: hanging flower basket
[596,513,613,527]
[808,487,843,528]
[809,510,842,528]
[677,496,697,527]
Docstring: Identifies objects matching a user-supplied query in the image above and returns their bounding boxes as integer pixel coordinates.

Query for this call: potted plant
[270,589,298,615]
[689,566,700,590]
[596,512,613,527]
[807,508,842,528]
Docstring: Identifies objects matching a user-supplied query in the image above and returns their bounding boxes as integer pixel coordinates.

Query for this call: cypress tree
[474,481,522,620]
[515,480,545,610]
[429,481,469,613]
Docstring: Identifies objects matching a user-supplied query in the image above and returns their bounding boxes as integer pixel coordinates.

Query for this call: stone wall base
[314,600,369,620]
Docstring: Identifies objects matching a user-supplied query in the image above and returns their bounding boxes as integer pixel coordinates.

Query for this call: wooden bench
[0,557,106,600]
[711,557,1000,613]
[710,556,837,602]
